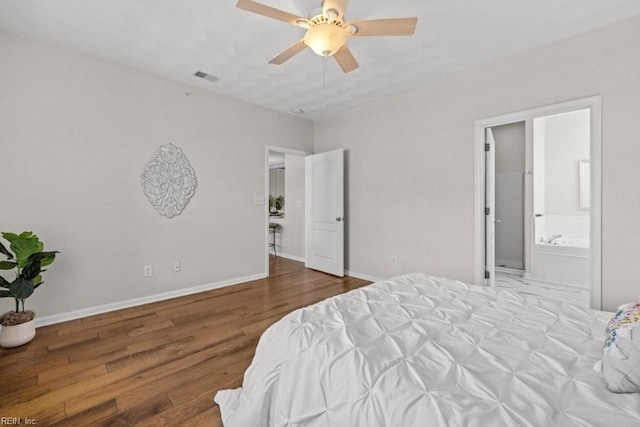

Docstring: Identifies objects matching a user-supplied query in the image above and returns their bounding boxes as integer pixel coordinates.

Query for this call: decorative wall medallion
[140,143,197,218]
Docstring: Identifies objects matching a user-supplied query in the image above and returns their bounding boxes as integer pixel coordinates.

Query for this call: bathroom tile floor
[495,269,591,308]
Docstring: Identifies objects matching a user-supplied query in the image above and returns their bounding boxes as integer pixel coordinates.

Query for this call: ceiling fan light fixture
[235,0,418,72]
[303,23,348,57]
[296,19,311,29]
[325,8,338,20]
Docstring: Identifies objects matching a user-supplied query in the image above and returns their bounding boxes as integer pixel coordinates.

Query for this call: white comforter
[215,274,640,426]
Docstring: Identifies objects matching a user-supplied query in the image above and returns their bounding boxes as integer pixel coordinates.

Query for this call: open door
[485,128,496,286]
[305,149,344,277]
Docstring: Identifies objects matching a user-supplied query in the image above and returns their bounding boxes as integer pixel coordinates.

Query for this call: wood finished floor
[1,257,370,426]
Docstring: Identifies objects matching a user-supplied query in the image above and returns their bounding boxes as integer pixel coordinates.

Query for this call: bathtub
[530,239,590,289]
[538,238,589,249]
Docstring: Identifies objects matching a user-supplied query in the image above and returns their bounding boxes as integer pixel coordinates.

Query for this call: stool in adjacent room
[268,223,280,257]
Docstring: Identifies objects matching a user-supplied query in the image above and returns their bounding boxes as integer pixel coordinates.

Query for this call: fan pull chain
[322,55,328,89]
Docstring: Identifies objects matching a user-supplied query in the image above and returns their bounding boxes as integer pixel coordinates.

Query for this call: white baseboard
[36,268,385,328]
[274,255,382,283]
[345,270,385,283]
[35,272,267,328]
[277,253,305,263]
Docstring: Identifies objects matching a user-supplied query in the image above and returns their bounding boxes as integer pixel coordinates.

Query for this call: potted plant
[269,195,284,213]
[0,231,58,348]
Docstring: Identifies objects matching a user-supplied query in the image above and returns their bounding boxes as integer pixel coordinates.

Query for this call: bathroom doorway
[531,109,592,291]
[475,96,602,309]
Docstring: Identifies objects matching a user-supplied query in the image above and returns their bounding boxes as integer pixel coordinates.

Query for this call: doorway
[265,146,309,275]
[475,96,602,309]
[264,146,346,278]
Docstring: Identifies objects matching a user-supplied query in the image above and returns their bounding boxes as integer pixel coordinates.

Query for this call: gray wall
[494,123,526,174]
[0,31,313,319]
[314,16,640,311]
[493,122,526,269]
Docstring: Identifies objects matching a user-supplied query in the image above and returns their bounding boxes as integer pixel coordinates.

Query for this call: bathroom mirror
[579,160,590,211]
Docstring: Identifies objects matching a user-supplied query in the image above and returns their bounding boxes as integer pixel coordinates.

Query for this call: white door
[485,128,496,286]
[305,149,344,276]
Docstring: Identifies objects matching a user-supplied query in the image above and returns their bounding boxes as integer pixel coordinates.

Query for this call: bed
[214,273,640,426]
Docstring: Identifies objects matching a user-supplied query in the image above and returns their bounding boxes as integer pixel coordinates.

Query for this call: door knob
[336,217,343,222]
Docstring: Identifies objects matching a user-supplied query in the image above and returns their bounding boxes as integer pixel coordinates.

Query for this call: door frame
[485,128,496,286]
[473,95,602,309]
[264,145,311,276]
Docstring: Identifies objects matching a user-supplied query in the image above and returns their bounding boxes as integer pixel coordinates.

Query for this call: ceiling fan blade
[333,44,359,73]
[347,17,418,37]
[323,0,350,19]
[236,0,306,26]
[269,39,307,65]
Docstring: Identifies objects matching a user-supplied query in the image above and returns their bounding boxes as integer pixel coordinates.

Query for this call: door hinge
[485,143,490,152]
[485,207,490,215]
[485,270,490,279]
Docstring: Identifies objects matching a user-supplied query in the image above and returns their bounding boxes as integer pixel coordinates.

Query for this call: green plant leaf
[0,233,57,298]
[40,253,57,267]
[28,251,58,266]
[1,232,19,243]
[0,241,14,260]
[10,233,43,268]
[0,261,17,270]
[9,278,34,300]
[21,260,41,281]
[0,290,12,298]
[32,275,43,288]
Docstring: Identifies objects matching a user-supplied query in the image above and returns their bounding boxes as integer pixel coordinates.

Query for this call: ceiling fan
[236,0,418,73]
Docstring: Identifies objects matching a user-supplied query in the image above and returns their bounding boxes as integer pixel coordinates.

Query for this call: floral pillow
[597,301,640,393]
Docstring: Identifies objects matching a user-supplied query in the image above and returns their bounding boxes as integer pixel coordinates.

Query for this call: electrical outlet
[173,261,181,272]
[391,256,397,264]
[144,265,153,277]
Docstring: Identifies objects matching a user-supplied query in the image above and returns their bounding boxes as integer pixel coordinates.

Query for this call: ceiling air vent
[193,71,221,83]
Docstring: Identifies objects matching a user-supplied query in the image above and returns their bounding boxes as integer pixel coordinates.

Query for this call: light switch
[254,195,265,205]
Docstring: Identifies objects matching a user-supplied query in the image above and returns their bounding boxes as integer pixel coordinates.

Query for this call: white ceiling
[1,1,639,120]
